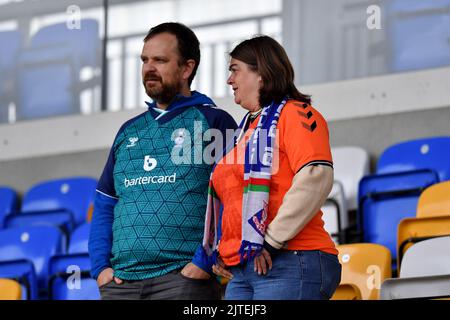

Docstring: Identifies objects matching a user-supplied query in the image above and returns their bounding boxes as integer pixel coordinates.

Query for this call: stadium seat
[0,30,22,123]
[332,146,370,211]
[381,236,450,299]
[20,176,97,227]
[397,216,450,270]
[396,180,450,269]
[0,278,22,300]
[416,180,450,218]
[0,186,19,229]
[332,243,391,300]
[399,236,450,278]
[331,283,361,300]
[69,223,90,254]
[15,19,101,120]
[5,209,75,240]
[322,146,369,244]
[48,253,99,300]
[0,225,66,298]
[0,260,37,300]
[358,169,438,262]
[381,274,450,300]
[388,0,450,72]
[377,136,450,181]
[322,181,348,244]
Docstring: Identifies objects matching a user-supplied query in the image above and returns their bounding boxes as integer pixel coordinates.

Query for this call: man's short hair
[144,22,200,86]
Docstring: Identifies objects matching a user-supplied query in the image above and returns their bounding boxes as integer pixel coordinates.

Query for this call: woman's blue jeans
[225,250,342,300]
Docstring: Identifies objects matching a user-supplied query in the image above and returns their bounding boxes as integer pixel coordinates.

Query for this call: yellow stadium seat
[332,284,362,300]
[397,215,450,271]
[0,278,22,300]
[417,181,450,218]
[86,202,94,222]
[331,243,391,300]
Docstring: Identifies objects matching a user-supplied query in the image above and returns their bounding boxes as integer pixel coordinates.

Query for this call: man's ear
[182,59,196,81]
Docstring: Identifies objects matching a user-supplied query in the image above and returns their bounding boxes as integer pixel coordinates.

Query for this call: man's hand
[212,258,233,280]
[181,262,211,280]
[97,268,123,287]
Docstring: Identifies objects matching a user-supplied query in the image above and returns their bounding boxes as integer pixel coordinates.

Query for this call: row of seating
[0,177,98,300]
[0,176,97,232]
[0,19,101,123]
[333,236,450,300]
[0,223,98,300]
[321,137,450,267]
[1,135,450,299]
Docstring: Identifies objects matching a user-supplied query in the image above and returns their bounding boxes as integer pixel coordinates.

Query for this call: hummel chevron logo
[302,120,317,132]
[293,102,308,109]
[297,110,313,119]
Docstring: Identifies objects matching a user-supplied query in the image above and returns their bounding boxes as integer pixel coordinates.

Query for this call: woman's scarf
[202,98,288,263]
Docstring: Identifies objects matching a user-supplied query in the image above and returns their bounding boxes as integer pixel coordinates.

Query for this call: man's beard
[144,75,182,105]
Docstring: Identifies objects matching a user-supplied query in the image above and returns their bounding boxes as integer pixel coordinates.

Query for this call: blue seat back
[377,137,450,181]
[15,19,100,120]
[21,177,97,226]
[0,30,22,74]
[362,195,419,260]
[69,223,90,254]
[5,209,75,239]
[358,170,439,261]
[0,30,22,122]
[388,0,450,72]
[0,226,65,291]
[0,186,19,229]
[49,253,99,300]
[359,170,439,201]
[17,59,74,119]
[31,19,100,69]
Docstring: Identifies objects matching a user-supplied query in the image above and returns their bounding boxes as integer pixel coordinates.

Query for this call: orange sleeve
[278,100,333,173]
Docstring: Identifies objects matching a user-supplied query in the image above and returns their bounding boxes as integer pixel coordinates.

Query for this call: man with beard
[88,22,237,300]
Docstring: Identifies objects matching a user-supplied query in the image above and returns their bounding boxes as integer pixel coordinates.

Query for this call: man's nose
[226,74,233,85]
[143,62,156,73]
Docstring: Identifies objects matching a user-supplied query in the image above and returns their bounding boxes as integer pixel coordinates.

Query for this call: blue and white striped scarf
[203,98,288,263]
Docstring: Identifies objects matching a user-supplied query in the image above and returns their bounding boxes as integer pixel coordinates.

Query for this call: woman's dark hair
[144,22,200,86]
[229,35,311,107]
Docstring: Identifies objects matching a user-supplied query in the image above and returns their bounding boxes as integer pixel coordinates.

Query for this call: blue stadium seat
[0,225,66,298]
[20,176,97,227]
[358,169,439,263]
[48,253,99,300]
[4,209,75,239]
[388,0,450,72]
[377,136,450,181]
[0,259,37,300]
[69,223,90,254]
[0,186,19,229]
[15,19,100,120]
[0,30,22,123]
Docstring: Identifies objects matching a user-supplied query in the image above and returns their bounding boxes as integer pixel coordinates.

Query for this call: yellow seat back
[332,243,391,300]
[417,181,450,218]
[332,284,362,300]
[0,278,22,300]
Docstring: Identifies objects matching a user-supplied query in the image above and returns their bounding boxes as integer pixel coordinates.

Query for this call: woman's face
[227,58,262,112]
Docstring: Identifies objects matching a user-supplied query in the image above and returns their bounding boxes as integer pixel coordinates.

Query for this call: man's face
[141,32,185,105]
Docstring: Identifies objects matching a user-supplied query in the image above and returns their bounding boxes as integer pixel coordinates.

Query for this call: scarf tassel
[238,240,263,264]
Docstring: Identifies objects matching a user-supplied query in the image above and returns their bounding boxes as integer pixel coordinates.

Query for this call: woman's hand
[212,258,233,280]
[254,248,272,275]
